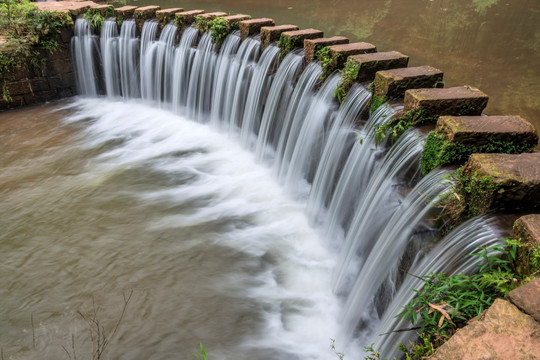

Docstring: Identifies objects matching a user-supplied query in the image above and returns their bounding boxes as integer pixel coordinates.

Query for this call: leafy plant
[278,34,300,59]
[83,8,105,32]
[334,57,360,103]
[208,17,231,44]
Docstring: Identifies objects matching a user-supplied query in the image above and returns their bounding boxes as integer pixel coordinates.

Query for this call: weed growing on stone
[83,8,105,32]
[193,343,208,360]
[334,57,360,104]
[278,34,300,59]
[374,108,427,145]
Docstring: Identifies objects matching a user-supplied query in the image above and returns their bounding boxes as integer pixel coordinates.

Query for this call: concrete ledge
[156,8,184,27]
[420,115,538,174]
[198,12,228,20]
[374,65,443,99]
[239,18,275,39]
[511,214,540,277]
[114,6,138,18]
[404,86,489,121]
[175,10,204,31]
[304,36,349,64]
[348,51,409,82]
[260,24,299,50]
[36,1,97,16]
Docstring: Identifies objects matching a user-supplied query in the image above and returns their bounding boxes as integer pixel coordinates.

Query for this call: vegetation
[277,33,300,59]
[334,57,360,104]
[0,0,73,101]
[193,343,208,360]
[374,107,427,145]
[396,238,539,359]
[194,15,210,33]
[82,8,107,32]
[420,131,536,175]
[370,93,387,113]
[208,16,241,44]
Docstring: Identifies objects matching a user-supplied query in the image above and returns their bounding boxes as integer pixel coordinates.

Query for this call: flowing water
[0,17,507,359]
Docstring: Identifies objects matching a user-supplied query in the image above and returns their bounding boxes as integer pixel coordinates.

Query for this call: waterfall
[71,18,502,358]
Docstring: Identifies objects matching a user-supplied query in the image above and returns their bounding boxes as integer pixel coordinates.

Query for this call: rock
[373,65,443,99]
[420,115,538,174]
[404,86,489,122]
[156,8,184,28]
[260,24,299,50]
[304,36,349,63]
[348,51,409,81]
[429,298,540,360]
[114,6,138,18]
[459,153,540,214]
[35,1,97,16]
[89,4,113,17]
[512,215,540,277]
[174,10,204,32]
[224,14,251,25]
[508,278,540,322]
[134,5,161,32]
[279,28,324,56]
[239,18,275,39]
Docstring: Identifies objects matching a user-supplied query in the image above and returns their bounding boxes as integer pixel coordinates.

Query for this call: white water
[61,18,505,358]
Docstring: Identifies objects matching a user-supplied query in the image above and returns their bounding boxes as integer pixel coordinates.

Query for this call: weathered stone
[156,8,184,27]
[279,28,323,56]
[0,95,25,110]
[404,86,489,122]
[23,90,57,105]
[461,152,540,213]
[328,42,377,69]
[5,80,31,96]
[224,14,251,25]
[238,18,274,39]
[512,214,540,277]
[47,72,75,90]
[348,51,409,82]
[304,36,349,64]
[29,78,51,93]
[36,1,97,16]
[260,25,299,50]
[134,6,161,31]
[47,58,74,75]
[114,6,138,18]
[420,115,538,175]
[374,65,443,99]
[508,278,540,322]
[89,4,114,17]
[198,12,228,20]
[194,12,228,32]
[174,10,204,31]
[429,299,540,360]
[437,115,538,146]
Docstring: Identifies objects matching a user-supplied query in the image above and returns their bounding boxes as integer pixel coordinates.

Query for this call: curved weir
[52,17,506,358]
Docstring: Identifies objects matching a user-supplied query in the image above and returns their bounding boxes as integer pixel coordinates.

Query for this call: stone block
[279,28,323,57]
[508,277,540,322]
[134,6,161,31]
[29,78,51,93]
[328,42,377,68]
[36,1,95,17]
[156,8,184,27]
[459,152,540,214]
[374,65,443,99]
[260,25,299,50]
[224,14,251,25]
[194,12,228,32]
[47,58,74,75]
[430,299,540,360]
[23,90,57,105]
[114,6,138,18]
[511,214,540,277]
[0,95,25,110]
[5,80,31,96]
[175,10,204,31]
[239,18,274,39]
[304,36,349,64]
[198,12,228,20]
[404,86,489,122]
[420,115,538,174]
[89,4,114,17]
[47,72,75,90]
[348,51,409,82]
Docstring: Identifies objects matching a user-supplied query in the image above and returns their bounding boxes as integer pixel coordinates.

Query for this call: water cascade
[66,17,504,358]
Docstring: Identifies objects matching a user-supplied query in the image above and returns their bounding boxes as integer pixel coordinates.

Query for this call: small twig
[31,312,36,348]
[400,268,425,281]
[378,326,421,336]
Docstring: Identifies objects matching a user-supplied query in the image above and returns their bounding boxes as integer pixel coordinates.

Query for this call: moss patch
[421,132,537,175]
[333,57,360,104]
[278,34,301,59]
[374,107,428,145]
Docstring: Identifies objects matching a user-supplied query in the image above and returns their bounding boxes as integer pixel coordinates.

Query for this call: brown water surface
[122,0,540,132]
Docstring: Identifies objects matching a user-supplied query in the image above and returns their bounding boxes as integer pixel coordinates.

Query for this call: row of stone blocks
[24,1,540,218]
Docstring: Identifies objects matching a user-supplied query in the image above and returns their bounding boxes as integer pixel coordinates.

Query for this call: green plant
[374,108,427,145]
[193,343,208,360]
[334,57,360,103]
[370,93,387,113]
[208,17,231,44]
[278,34,300,59]
[194,15,210,33]
[83,8,105,32]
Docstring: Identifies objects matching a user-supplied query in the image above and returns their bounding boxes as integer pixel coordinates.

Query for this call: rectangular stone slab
[304,36,349,64]
[224,14,251,24]
[404,86,489,119]
[90,4,113,17]
[437,115,538,145]
[175,10,205,29]
[329,42,377,69]
[114,6,138,17]
[348,51,409,81]
[260,25,299,49]
[135,6,161,31]
[198,12,228,20]
[156,8,184,26]
[239,18,275,39]
[36,1,96,16]
[374,65,443,99]
[464,152,540,210]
